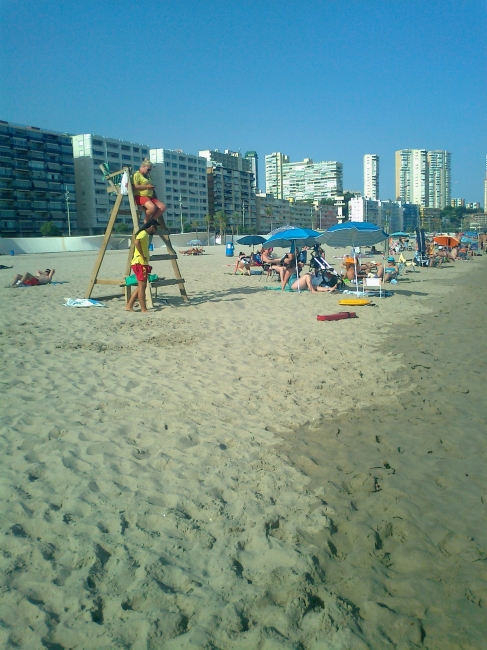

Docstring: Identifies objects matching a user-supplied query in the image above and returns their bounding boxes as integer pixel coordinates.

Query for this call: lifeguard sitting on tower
[132,158,166,224]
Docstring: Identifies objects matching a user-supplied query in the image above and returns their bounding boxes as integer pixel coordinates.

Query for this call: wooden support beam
[85,191,124,298]
[150,253,178,261]
[94,279,125,286]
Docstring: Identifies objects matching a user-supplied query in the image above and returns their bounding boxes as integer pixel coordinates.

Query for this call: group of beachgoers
[6,157,484,309]
[232,244,401,292]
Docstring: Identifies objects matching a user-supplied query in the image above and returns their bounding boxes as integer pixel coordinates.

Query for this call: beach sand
[0,245,485,649]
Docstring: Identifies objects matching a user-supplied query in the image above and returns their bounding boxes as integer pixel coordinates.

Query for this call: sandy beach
[0,244,486,649]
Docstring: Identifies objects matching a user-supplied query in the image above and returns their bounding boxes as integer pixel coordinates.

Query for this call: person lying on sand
[290,272,337,293]
[11,268,55,286]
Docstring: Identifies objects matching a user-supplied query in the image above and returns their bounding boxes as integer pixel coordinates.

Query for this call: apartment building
[363,154,379,200]
[419,207,441,232]
[255,193,314,232]
[72,134,149,234]
[349,197,381,227]
[267,156,343,202]
[245,151,259,191]
[265,152,290,199]
[200,150,256,229]
[451,198,465,207]
[395,149,428,206]
[396,148,451,208]
[0,120,77,237]
[428,150,451,208]
[150,149,208,231]
[349,197,418,233]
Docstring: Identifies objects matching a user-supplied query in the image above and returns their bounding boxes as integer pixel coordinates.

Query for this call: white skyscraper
[395,149,428,206]
[265,152,290,199]
[428,150,451,209]
[363,154,379,200]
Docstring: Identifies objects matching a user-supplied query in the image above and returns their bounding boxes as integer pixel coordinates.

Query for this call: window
[92,139,103,146]
[121,145,130,151]
[172,163,177,168]
[165,170,171,175]
[132,147,139,153]
[179,164,186,170]
[141,149,148,155]
[93,149,104,156]
[122,155,131,161]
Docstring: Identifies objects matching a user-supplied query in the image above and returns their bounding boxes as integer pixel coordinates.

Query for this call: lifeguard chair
[84,165,188,307]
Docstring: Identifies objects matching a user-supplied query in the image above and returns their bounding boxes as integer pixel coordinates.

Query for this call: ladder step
[151,278,185,287]
[95,278,125,286]
[150,254,178,261]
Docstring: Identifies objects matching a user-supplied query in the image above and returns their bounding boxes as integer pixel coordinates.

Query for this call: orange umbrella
[433,236,459,247]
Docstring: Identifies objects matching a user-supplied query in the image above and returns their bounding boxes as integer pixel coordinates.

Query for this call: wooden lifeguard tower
[85,165,188,307]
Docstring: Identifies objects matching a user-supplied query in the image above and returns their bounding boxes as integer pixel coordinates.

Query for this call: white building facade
[73,134,149,234]
[427,150,451,209]
[395,149,428,206]
[363,154,379,200]
[266,156,343,202]
[150,149,208,231]
[349,197,381,226]
[265,152,290,199]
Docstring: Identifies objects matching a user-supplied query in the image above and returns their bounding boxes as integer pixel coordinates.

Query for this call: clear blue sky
[1,0,486,203]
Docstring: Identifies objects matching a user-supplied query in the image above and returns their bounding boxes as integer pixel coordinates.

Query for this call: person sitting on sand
[11,268,55,287]
[234,252,251,275]
[132,159,166,225]
[125,219,159,313]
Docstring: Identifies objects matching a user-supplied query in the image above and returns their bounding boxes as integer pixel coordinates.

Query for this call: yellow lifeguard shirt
[131,230,150,265]
[132,171,154,197]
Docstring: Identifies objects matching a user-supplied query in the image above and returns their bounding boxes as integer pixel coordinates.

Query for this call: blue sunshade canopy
[318,222,389,248]
[236,235,267,246]
[263,227,320,249]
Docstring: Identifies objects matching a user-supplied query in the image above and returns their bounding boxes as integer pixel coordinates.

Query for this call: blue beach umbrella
[236,235,267,251]
[263,227,321,292]
[390,231,410,237]
[318,222,389,295]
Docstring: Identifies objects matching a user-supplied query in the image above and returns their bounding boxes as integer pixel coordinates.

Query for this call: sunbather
[290,272,337,293]
[11,268,55,286]
[377,257,398,282]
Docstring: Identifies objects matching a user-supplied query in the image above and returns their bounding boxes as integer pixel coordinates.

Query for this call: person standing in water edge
[125,219,159,313]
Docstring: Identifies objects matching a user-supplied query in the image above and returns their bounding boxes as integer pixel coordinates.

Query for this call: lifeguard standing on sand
[132,159,166,224]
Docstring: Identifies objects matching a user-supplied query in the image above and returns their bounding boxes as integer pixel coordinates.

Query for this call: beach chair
[398,253,417,273]
[362,276,383,297]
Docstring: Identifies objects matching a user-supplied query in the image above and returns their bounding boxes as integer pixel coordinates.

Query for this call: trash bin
[226,242,235,257]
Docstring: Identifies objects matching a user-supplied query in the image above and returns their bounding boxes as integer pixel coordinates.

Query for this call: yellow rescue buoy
[338,298,370,306]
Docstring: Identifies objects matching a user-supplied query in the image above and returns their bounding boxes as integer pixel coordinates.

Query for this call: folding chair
[362,276,383,297]
[399,253,417,273]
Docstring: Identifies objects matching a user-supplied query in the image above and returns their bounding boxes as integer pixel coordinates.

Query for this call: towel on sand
[63,298,106,308]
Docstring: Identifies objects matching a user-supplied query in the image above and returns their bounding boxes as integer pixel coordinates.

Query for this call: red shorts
[23,277,39,286]
[131,264,152,282]
[135,195,165,209]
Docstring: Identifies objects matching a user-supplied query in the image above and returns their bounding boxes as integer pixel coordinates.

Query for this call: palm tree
[214,211,227,241]
[265,206,273,232]
[204,214,213,245]
[190,220,199,234]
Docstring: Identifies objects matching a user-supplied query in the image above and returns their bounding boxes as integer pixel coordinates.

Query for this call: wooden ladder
[85,165,188,307]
